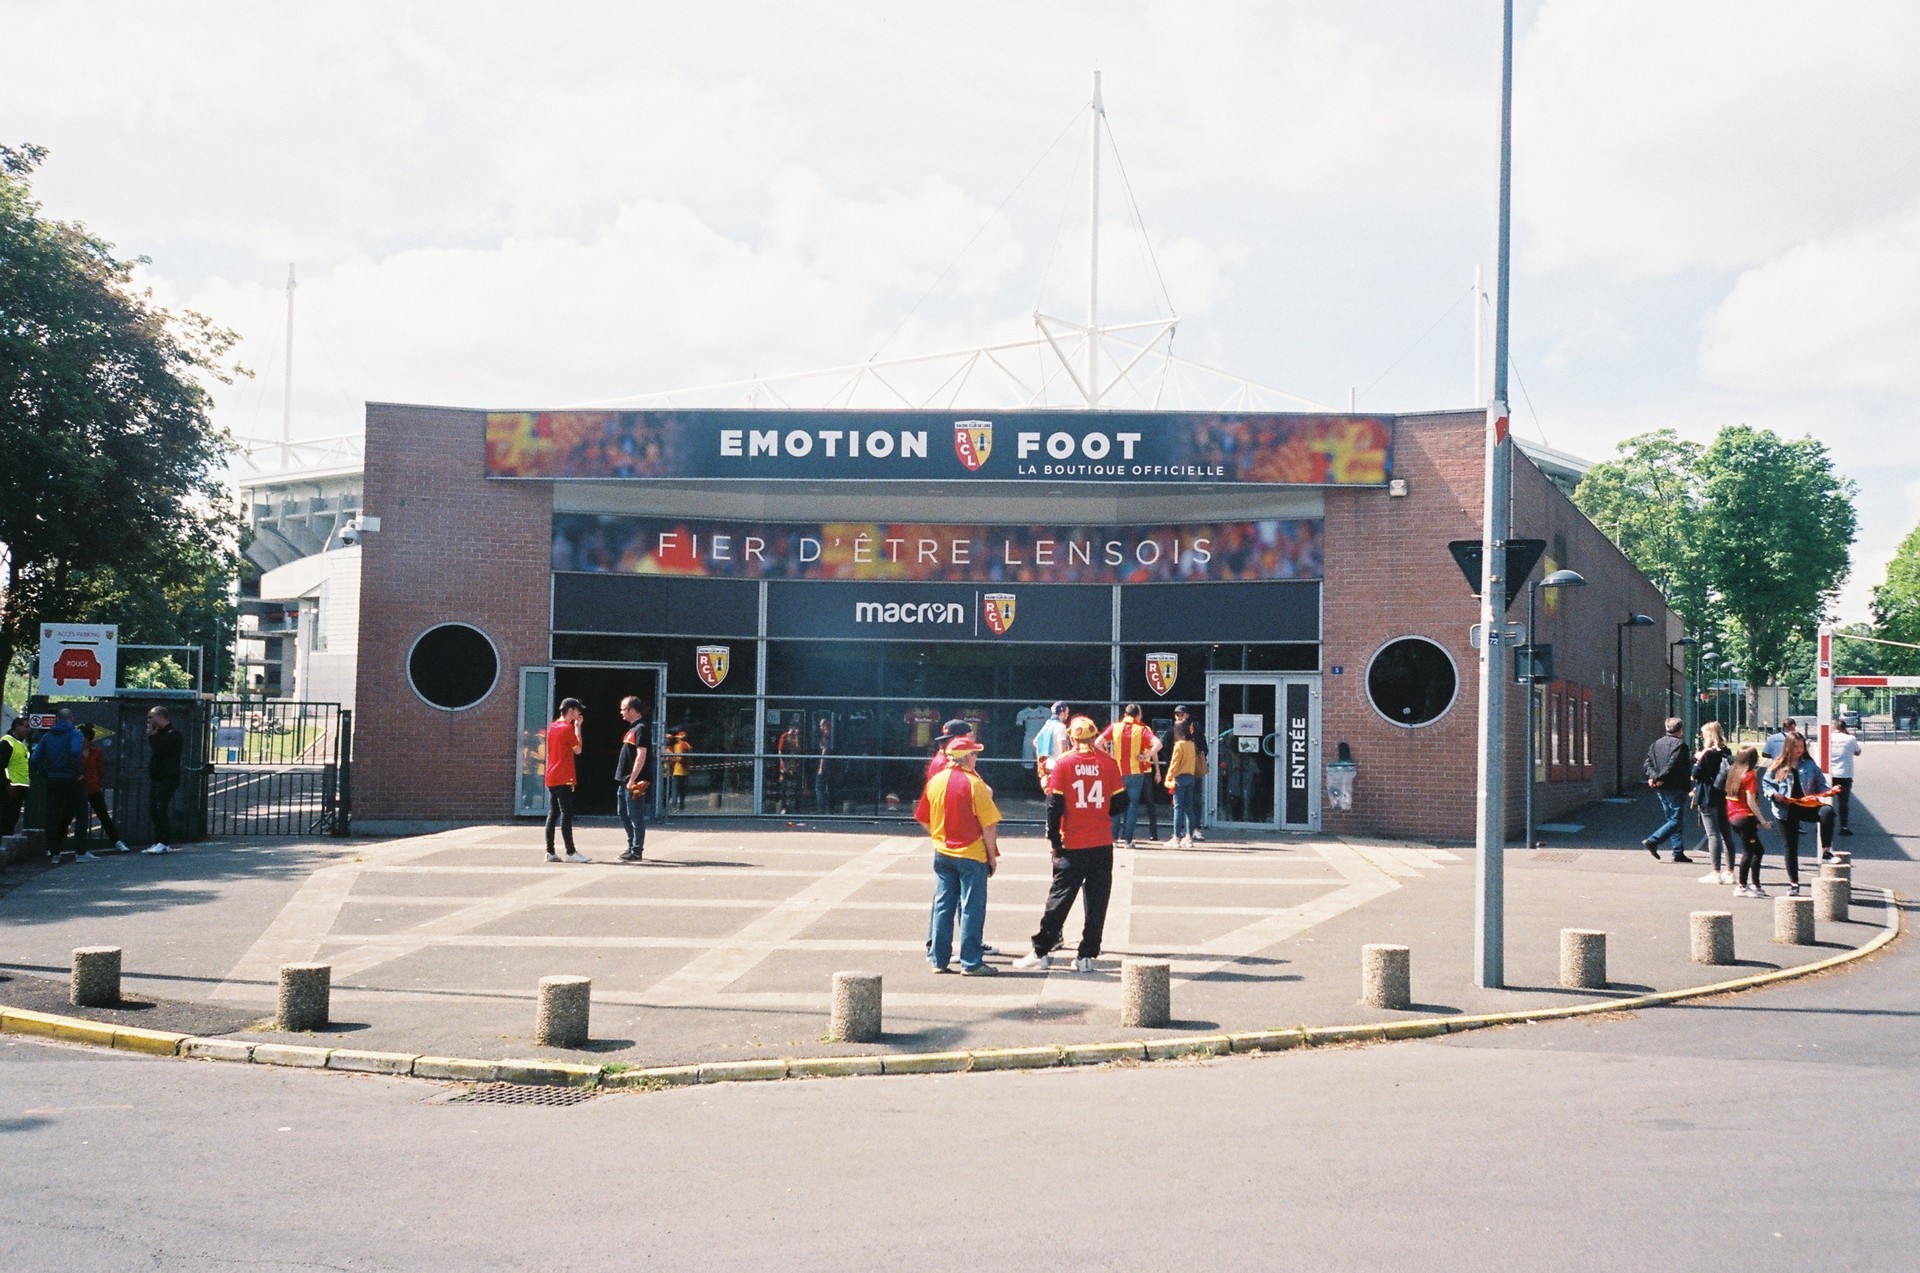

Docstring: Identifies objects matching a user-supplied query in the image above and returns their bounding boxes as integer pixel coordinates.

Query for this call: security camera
[338,518,361,547]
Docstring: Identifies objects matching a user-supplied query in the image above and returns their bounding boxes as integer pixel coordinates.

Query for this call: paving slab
[0,768,1906,1071]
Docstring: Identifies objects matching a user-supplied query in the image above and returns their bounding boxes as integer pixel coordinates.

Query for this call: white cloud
[1517,0,1920,276]
[1699,212,1920,394]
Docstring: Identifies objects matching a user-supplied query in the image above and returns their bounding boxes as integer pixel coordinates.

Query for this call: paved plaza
[1,762,1902,1068]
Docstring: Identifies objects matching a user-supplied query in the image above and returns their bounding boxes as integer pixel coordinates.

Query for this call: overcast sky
[7,1,1915,622]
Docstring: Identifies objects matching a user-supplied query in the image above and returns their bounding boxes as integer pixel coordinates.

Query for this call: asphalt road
[3,746,1915,1271]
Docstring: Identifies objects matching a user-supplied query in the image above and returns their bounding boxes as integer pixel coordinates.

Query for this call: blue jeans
[1647,790,1684,852]
[616,783,647,854]
[929,853,989,971]
[1113,773,1147,844]
[1171,773,1197,839]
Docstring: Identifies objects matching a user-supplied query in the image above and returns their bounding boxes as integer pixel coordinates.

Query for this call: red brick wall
[353,404,551,820]
[1320,410,1676,841]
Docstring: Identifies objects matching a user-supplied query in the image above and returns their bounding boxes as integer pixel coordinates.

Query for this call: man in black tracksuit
[141,706,184,854]
[1641,716,1693,864]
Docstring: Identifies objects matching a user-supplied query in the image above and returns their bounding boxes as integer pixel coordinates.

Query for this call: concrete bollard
[1559,929,1608,990]
[1814,875,1851,923]
[1691,911,1736,965]
[829,971,883,1043]
[70,946,122,1008]
[1831,850,1851,864]
[1773,896,1816,946]
[536,975,592,1048]
[1820,861,1851,881]
[1120,959,1172,1028]
[1360,944,1411,1010]
[276,962,332,1032]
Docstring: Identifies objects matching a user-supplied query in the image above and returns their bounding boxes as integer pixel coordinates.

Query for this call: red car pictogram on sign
[52,647,103,688]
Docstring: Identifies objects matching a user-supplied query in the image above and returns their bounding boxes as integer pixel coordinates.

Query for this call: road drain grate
[440,1083,598,1107]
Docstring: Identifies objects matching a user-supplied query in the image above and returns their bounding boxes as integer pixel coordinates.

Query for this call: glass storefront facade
[545,579,1320,823]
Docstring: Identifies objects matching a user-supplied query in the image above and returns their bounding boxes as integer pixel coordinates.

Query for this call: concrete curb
[3,886,1900,1089]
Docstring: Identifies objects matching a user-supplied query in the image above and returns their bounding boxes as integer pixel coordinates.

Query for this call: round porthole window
[1366,636,1458,728]
[407,623,500,711]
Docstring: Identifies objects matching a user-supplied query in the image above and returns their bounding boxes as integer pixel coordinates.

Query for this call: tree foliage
[0,145,244,694]
[1574,424,1857,694]
[1868,522,1920,676]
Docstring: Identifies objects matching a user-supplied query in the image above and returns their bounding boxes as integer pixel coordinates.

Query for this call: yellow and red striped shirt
[913,766,1002,862]
[1100,718,1158,775]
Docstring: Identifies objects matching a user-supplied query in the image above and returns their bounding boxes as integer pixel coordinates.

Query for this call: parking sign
[38,624,118,697]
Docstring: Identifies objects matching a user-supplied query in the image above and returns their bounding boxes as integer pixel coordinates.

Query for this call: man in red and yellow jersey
[1015,716,1128,973]
[913,736,1002,975]
[1096,702,1161,850]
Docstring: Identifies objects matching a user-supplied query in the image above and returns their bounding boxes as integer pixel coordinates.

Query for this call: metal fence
[199,699,352,836]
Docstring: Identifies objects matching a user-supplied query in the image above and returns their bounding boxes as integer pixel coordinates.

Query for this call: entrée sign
[489,408,1393,486]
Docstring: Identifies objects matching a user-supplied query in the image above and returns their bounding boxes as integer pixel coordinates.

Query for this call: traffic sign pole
[1474,0,1516,990]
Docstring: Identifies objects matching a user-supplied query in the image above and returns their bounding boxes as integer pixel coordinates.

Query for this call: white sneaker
[1191,830,1205,842]
[1011,951,1050,971]
[1697,871,1720,884]
[1124,839,1136,851]
[78,852,102,862]
[545,852,561,863]
[564,851,591,863]
[1751,885,1769,898]
[141,843,171,855]
[1074,956,1096,973]
[1719,871,1736,885]
[113,841,130,854]
[1787,883,1802,897]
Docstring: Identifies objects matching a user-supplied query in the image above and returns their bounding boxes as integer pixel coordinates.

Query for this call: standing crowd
[1644,714,1859,899]
[1,705,184,861]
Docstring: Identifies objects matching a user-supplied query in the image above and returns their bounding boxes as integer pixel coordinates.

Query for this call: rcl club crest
[953,419,994,472]
[695,644,731,689]
[1145,651,1179,696]
[982,592,1016,636]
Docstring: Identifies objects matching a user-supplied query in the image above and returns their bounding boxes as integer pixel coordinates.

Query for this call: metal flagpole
[284,263,296,469]
[1474,0,1516,989]
[1087,72,1104,407]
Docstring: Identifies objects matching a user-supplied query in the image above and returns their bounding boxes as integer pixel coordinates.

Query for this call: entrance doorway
[1205,674,1320,833]
[516,664,665,818]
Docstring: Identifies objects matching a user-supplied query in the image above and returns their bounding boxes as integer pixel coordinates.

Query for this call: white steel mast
[1088,71,1104,407]
[283,263,296,468]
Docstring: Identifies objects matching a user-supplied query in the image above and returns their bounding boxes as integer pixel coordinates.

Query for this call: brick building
[352,404,1677,841]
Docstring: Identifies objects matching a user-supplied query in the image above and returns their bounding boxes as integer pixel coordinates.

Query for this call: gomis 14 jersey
[1045,747,1126,849]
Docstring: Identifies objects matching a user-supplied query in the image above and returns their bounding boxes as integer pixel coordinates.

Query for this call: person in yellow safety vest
[1,714,29,836]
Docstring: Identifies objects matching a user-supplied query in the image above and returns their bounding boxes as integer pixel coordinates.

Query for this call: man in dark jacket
[140,706,184,855]
[31,708,87,857]
[1641,716,1693,864]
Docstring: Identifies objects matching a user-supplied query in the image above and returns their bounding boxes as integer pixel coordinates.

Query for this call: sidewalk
[0,787,1903,1071]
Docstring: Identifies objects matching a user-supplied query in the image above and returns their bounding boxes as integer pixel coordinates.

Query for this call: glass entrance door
[1205,674,1320,832]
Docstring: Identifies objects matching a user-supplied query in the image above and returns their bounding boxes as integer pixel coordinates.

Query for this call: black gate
[199,699,353,836]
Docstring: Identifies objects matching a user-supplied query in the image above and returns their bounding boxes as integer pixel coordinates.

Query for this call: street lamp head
[1675,635,1700,647]
[1620,613,1656,629]
[1540,569,1586,589]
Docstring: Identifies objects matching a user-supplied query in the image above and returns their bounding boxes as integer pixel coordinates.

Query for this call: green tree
[1696,426,1857,692]
[0,145,243,694]
[1868,523,1920,676]
[1572,428,1721,637]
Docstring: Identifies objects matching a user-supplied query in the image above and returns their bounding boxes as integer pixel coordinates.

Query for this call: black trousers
[1032,845,1115,959]
[80,791,120,846]
[1730,813,1765,887]
[150,777,180,844]
[544,784,576,853]
[1833,777,1854,830]
[1,784,24,836]
[1779,805,1834,882]
[45,778,86,852]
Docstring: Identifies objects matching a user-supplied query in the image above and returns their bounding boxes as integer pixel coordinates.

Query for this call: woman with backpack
[1724,746,1774,898]
[1690,721,1735,885]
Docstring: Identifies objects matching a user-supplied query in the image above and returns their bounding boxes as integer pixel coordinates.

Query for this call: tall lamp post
[1523,569,1586,850]
[1669,635,1699,725]
[1615,614,1656,793]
